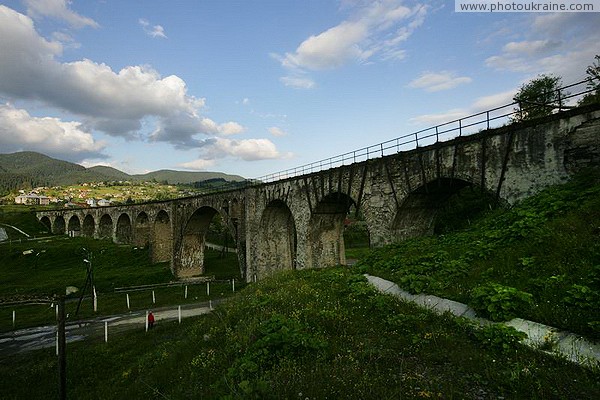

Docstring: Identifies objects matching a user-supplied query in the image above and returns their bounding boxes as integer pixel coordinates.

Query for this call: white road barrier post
[104,321,108,343]
[178,305,181,324]
[126,293,130,310]
[152,290,156,304]
[145,310,149,332]
[184,285,188,299]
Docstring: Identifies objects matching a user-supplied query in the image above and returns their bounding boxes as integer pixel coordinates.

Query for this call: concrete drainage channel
[365,274,600,368]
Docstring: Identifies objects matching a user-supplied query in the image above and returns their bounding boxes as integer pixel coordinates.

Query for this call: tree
[578,55,600,106]
[511,74,566,122]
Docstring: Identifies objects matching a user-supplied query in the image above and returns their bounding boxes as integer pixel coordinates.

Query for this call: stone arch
[53,216,66,235]
[67,215,81,236]
[309,192,355,268]
[82,214,95,237]
[40,216,51,233]
[115,213,132,244]
[134,211,151,247]
[152,210,172,263]
[392,177,495,241]
[255,200,297,279]
[99,214,113,240]
[177,206,218,277]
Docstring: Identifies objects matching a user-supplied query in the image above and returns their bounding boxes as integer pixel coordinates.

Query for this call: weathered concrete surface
[37,105,600,282]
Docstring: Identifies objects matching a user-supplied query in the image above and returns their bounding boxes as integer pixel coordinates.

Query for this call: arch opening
[392,178,498,241]
[53,216,66,235]
[68,215,81,237]
[116,213,132,244]
[255,200,297,279]
[82,214,95,237]
[40,216,51,233]
[309,192,355,268]
[99,214,113,240]
[178,207,218,277]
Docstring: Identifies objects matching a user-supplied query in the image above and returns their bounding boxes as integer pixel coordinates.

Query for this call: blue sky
[0,1,598,179]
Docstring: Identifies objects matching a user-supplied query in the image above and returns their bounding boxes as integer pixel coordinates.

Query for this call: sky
[0,0,598,179]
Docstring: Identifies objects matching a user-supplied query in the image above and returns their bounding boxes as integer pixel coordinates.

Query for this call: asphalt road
[0,301,219,356]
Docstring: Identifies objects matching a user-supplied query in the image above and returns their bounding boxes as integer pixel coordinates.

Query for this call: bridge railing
[195,77,598,194]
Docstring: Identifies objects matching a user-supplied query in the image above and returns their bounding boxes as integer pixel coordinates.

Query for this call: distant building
[15,193,50,206]
[97,199,111,207]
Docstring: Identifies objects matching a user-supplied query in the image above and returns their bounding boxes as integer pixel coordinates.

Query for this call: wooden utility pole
[57,296,67,400]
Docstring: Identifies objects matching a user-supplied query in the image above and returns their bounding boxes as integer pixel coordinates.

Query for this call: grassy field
[358,170,600,339]
[0,205,244,331]
[1,267,599,399]
[1,174,599,398]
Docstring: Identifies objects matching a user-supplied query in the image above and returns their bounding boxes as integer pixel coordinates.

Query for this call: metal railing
[244,77,597,186]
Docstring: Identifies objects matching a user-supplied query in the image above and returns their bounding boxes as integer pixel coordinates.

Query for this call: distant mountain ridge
[0,151,245,195]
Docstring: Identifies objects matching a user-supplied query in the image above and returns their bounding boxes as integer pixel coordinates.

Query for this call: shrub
[470,283,533,321]
[472,324,527,352]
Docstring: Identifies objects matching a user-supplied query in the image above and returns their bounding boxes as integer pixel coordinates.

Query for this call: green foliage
[470,283,533,321]
[359,171,600,338]
[3,267,600,399]
[472,324,528,352]
[511,74,566,122]
[563,284,600,310]
[578,54,600,106]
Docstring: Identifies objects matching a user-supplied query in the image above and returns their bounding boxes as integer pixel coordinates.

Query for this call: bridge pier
[35,105,600,282]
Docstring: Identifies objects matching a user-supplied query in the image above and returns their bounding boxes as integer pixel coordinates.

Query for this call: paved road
[0,301,220,356]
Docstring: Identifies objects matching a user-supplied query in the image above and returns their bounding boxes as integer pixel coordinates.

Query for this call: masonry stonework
[37,105,600,282]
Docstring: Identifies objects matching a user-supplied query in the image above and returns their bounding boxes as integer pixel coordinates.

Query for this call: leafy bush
[470,283,533,321]
[472,324,527,352]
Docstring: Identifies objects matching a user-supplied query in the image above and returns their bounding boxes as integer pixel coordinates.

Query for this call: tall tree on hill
[511,74,566,122]
[578,54,600,106]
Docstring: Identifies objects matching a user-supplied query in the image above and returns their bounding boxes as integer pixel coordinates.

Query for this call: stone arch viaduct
[37,106,600,282]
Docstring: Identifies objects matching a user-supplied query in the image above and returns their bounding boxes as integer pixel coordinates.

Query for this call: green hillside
[0,151,246,195]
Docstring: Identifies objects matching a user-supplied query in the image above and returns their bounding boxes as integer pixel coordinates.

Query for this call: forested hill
[0,151,245,195]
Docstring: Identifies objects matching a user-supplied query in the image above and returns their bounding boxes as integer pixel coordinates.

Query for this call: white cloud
[198,137,284,161]
[409,71,472,92]
[276,1,427,87]
[410,89,517,126]
[269,127,287,137]
[485,13,600,83]
[178,159,217,171]
[24,0,98,28]
[0,103,105,161]
[139,18,167,39]
[279,75,316,89]
[0,6,243,148]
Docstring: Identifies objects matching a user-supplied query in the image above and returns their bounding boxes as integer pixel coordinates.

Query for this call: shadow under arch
[53,216,65,235]
[82,214,95,237]
[116,213,132,244]
[68,215,81,236]
[177,206,219,277]
[309,192,356,268]
[40,216,51,233]
[99,214,113,240]
[392,177,498,241]
[255,200,297,280]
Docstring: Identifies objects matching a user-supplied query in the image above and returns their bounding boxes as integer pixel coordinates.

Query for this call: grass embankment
[0,207,243,330]
[2,267,599,399]
[359,171,600,339]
